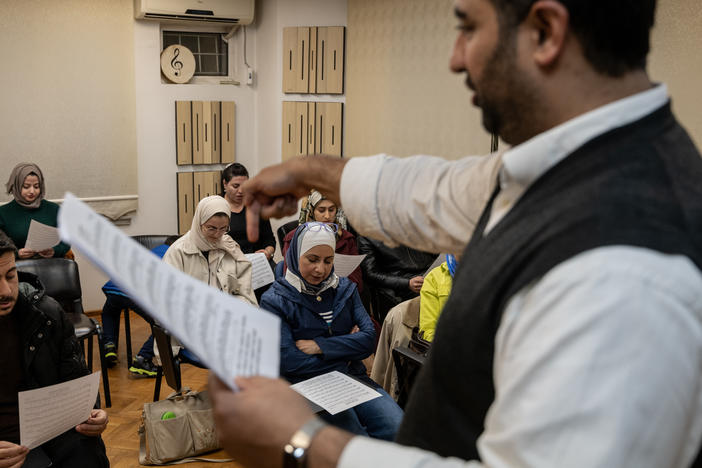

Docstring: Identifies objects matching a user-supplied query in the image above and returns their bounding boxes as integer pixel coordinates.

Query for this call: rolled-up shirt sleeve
[339,153,502,255]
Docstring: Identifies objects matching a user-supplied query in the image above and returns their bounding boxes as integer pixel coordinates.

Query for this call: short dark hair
[0,231,18,257]
[489,0,657,76]
[222,163,249,183]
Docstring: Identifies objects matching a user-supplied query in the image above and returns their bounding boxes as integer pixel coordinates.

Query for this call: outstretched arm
[242,156,348,242]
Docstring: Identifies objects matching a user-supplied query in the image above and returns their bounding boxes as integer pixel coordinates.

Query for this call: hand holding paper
[24,220,60,252]
[19,372,101,450]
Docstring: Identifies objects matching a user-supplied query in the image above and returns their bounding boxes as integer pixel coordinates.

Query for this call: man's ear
[524,0,569,68]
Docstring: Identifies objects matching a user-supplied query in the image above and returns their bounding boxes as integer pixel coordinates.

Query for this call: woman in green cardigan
[0,163,70,258]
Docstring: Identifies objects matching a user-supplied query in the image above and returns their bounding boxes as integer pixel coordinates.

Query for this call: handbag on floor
[138,389,232,465]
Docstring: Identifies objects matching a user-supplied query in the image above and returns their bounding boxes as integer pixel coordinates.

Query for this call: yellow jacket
[419,262,453,342]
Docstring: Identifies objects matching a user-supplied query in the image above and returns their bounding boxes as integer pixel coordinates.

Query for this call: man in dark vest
[207,0,702,467]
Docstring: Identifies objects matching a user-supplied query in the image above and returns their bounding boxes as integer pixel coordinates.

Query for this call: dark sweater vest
[396,103,702,463]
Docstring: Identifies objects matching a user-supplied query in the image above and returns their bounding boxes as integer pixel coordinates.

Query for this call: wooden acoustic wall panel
[295,27,311,93]
[221,101,235,164]
[282,27,298,93]
[317,27,345,94]
[202,101,213,164]
[317,102,343,156]
[307,102,316,155]
[282,101,309,161]
[191,101,204,164]
[194,171,210,203]
[175,101,192,165]
[282,101,297,161]
[308,27,318,94]
[211,101,221,164]
[211,170,222,196]
[177,172,194,234]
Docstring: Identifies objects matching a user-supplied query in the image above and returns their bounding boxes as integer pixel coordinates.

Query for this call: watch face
[292,447,305,459]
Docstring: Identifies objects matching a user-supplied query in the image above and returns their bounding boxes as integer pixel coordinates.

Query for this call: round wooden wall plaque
[160,45,196,84]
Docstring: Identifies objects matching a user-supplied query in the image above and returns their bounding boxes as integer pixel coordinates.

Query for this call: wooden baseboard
[85,310,102,318]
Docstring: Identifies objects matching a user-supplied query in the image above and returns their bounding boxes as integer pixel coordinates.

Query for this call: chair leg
[94,322,112,408]
[124,308,133,365]
[87,336,94,371]
[154,367,163,402]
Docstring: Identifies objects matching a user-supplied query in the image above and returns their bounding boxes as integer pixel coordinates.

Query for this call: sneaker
[104,342,118,368]
[129,355,158,377]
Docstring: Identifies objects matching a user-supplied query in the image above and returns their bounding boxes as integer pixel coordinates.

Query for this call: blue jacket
[260,277,375,383]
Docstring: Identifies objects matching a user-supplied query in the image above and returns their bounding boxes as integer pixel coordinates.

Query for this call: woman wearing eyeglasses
[260,222,403,440]
[282,190,363,291]
[163,195,257,306]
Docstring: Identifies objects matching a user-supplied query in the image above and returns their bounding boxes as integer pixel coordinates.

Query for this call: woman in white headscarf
[163,195,257,305]
[161,196,257,365]
[0,162,71,258]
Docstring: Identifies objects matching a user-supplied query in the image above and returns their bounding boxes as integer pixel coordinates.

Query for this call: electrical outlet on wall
[246,67,254,85]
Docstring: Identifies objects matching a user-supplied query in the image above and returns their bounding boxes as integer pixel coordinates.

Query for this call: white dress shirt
[337,84,702,468]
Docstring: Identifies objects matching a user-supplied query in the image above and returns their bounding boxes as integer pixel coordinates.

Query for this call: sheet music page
[290,371,381,415]
[244,253,275,290]
[19,372,100,449]
[57,193,280,390]
[334,254,366,278]
[24,219,60,251]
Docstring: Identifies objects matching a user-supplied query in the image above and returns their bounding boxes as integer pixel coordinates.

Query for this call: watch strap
[283,417,327,468]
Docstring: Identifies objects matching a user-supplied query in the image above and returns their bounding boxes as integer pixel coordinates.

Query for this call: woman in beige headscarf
[163,195,257,305]
[0,162,71,258]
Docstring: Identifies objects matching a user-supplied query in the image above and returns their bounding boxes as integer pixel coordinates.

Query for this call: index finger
[245,199,261,243]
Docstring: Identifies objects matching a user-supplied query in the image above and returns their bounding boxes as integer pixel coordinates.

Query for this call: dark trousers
[26,430,109,468]
[100,293,154,360]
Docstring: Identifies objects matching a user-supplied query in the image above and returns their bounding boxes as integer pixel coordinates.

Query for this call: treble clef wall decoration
[160,45,195,84]
[171,47,184,77]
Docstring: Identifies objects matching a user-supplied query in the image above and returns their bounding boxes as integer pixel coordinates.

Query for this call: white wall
[80,0,348,310]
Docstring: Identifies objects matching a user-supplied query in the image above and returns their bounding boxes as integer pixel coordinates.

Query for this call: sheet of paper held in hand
[57,194,280,390]
[245,253,275,290]
[334,254,366,278]
[291,371,381,415]
[19,372,101,449]
[24,219,60,251]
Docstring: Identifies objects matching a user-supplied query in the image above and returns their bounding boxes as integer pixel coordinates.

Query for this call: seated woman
[261,222,403,440]
[0,163,70,258]
[222,163,276,261]
[163,196,257,363]
[283,190,363,290]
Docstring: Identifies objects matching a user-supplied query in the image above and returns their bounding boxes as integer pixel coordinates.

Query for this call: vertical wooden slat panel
[317,102,343,156]
[177,172,194,234]
[318,27,345,94]
[175,101,192,165]
[192,101,204,164]
[202,101,213,164]
[282,27,298,93]
[211,101,221,164]
[220,101,236,164]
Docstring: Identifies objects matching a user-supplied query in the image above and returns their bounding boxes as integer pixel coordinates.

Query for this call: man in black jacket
[357,236,436,322]
[0,232,109,468]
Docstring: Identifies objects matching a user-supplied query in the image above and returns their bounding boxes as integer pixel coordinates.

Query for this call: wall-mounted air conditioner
[134,0,254,25]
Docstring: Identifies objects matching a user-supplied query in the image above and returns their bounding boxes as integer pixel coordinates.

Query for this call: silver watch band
[283,417,328,468]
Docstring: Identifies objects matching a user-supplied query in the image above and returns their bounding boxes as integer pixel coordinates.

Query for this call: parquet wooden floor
[89,311,244,468]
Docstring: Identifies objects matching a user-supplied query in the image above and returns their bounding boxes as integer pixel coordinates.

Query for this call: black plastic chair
[275,220,298,253]
[109,235,176,366]
[16,258,112,407]
[391,344,427,409]
[151,323,207,401]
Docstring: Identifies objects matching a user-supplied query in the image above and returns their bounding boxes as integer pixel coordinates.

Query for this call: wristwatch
[283,417,327,468]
